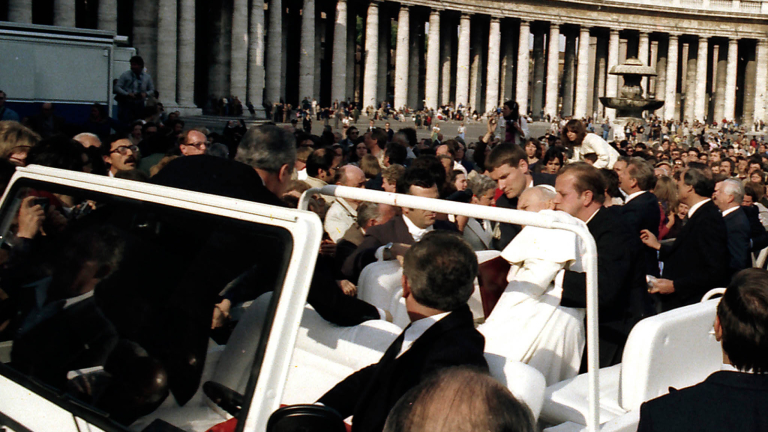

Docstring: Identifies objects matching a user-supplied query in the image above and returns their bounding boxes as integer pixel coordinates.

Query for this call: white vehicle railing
[299,185,601,432]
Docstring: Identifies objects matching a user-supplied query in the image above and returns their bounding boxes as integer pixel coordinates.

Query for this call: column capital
[668,32,681,39]
[429,8,442,15]
[609,28,620,36]
[519,19,530,26]
[490,16,501,23]
[460,12,472,19]
[729,37,741,43]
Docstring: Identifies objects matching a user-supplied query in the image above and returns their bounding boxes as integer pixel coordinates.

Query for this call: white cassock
[478,210,587,386]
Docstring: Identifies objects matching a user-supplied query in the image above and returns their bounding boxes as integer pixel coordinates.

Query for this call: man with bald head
[325,165,366,242]
[178,129,208,156]
[517,185,556,213]
[73,132,102,149]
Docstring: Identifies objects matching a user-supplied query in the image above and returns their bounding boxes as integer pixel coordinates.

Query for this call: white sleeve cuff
[374,246,386,261]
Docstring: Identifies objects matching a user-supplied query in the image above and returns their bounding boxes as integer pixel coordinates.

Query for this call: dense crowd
[1,57,767,432]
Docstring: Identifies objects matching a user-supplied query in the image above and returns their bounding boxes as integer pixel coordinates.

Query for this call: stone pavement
[182,114,552,144]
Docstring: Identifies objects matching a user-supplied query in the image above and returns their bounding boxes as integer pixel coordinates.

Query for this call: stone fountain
[599,58,664,141]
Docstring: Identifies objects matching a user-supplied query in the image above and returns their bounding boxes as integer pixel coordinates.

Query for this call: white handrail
[299,185,601,432]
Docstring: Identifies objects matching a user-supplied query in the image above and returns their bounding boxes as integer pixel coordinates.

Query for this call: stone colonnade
[5,0,768,123]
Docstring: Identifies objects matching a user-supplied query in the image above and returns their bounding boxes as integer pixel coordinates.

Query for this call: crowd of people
[3,57,768,431]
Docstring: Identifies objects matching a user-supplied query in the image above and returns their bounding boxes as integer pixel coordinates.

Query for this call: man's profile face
[553,173,585,218]
[616,162,634,193]
[713,181,730,211]
[105,138,137,173]
[489,162,527,200]
[517,189,551,213]
[180,130,207,156]
[403,185,439,229]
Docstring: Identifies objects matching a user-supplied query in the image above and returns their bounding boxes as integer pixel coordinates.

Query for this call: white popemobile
[0,166,722,432]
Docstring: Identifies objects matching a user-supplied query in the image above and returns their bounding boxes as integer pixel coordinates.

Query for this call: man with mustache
[102,137,138,177]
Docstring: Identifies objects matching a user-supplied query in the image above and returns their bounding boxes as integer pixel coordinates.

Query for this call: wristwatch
[382,242,394,261]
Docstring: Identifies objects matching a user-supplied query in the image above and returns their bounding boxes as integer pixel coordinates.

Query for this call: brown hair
[561,119,587,147]
[0,121,41,159]
[360,154,381,179]
[485,143,528,172]
[560,162,606,204]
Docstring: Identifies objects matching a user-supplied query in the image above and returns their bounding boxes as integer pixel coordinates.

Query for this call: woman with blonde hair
[0,121,41,165]
[561,119,619,169]
[360,154,381,180]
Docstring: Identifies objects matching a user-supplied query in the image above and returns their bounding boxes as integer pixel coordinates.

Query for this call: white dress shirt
[397,311,450,358]
[688,198,711,218]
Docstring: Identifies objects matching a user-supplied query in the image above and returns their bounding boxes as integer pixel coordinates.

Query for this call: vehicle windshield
[0,178,293,431]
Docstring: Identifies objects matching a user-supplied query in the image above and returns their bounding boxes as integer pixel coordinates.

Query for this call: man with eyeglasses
[102,136,138,177]
[178,129,208,156]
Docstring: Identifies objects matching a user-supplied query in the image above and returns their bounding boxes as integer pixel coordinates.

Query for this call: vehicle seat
[540,299,722,427]
[356,251,499,326]
[485,352,546,420]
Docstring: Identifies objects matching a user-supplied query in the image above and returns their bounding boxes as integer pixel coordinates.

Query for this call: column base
[175,105,203,117]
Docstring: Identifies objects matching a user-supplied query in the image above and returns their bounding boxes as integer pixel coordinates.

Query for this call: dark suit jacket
[724,207,752,274]
[318,305,488,432]
[637,371,768,432]
[341,216,456,283]
[741,205,768,252]
[621,191,661,276]
[659,200,730,311]
[561,206,647,367]
[11,297,119,391]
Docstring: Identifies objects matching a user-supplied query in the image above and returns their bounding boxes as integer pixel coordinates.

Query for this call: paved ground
[184,114,551,144]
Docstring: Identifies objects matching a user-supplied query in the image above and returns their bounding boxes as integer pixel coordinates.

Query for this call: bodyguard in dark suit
[554,163,646,368]
[714,179,752,274]
[319,232,488,432]
[486,143,557,250]
[637,269,768,432]
[615,157,661,276]
[342,167,456,283]
[641,163,730,312]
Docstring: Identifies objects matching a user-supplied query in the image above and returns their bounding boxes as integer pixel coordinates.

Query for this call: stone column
[377,10,389,103]
[456,13,471,109]
[714,43,727,123]
[280,8,288,99]
[562,33,576,117]
[247,0,265,111]
[500,24,514,105]
[684,42,697,122]
[8,0,32,23]
[638,31,650,96]
[531,30,546,119]
[755,40,768,124]
[545,22,560,118]
[655,37,667,117]
[724,38,739,122]
[230,0,248,99]
[393,5,410,110]
[595,34,608,119]
[516,20,530,116]
[98,0,118,32]
[407,17,422,109]
[346,5,356,103]
[574,26,591,119]
[299,0,316,102]
[362,1,379,110]
[157,0,178,105]
[330,0,348,104]
[54,0,76,27]
[485,17,501,113]
[425,9,441,110]
[694,37,709,123]
[133,0,158,84]
[266,0,283,104]
[440,13,454,106]
[665,34,679,121]
[605,29,620,119]
[649,40,659,97]
[177,0,195,107]
[469,19,483,113]
[744,42,757,126]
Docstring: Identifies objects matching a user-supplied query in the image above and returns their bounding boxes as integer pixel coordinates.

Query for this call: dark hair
[473,141,489,171]
[407,156,446,196]
[385,143,407,166]
[524,138,544,160]
[396,127,418,147]
[541,147,564,168]
[402,232,477,311]
[27,136,87,172]
[306,148,336,177]
[440,140,459,158]
[745,181,765,202]
[397,167,436,195]
[369,128,388,148]
[486,143,527,172]
[561,120,587,147]
[559,162,607,205]
[129,56,144,67]
[384,366,535,432]
[600,168,621,200]
[718,268,768,373]
[684,162,715,198]
[503,100,520,121]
